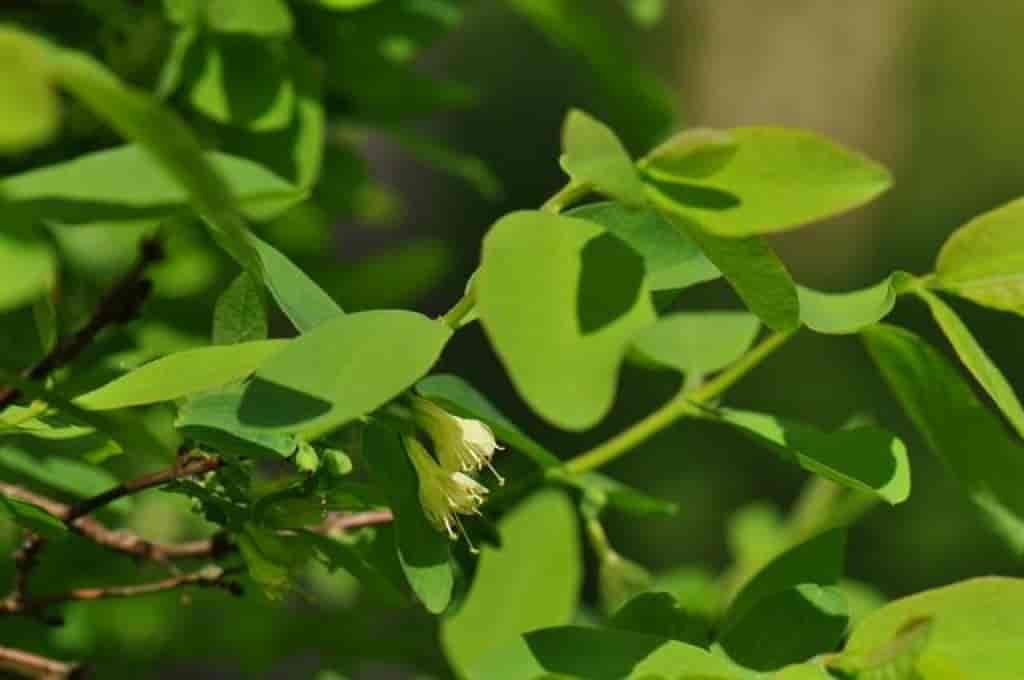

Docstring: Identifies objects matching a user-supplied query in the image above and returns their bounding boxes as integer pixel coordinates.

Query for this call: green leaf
[643,127,891,238]
[610,592,711,647]
[572,472,678,518]
[303,528,407,606]
[916,289,1024,440]
[176,386,296,459]
[639,128,738,182]
[933,197,1024,315]
[0,444,129,511]
[237,523,313,599]
[715,410,911,504]
[204,0,294,36]
[863,324,1024,555]
[316,0,382,8]
[50,47,264,276]
[723,529,846,632]
[75,340,287,410]
[560,110,645,205]
[770,666,835,680]
[798,273,907,335]
[239,311,450,438]
[631,312,760,378]
[365,423,452,613]
[0,145,304,223]
[186,36,295,131]
[0,496,67,539]
[213,273,268,345]
[473,626,740,680]
[442,491,582,678]
[651,210,799,332]
[718,583,849,671]
[476,210,656,430]
[832,616,932,679]
[0,231,55,313]
[621,0,666,28]
[252,236,344,333]
[0,27,60,153]
[840,577,1024,679]
[567,202,720,292]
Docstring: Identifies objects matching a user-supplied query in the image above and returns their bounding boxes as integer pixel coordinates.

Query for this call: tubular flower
[404,436,488,547]
[410,395,505,484]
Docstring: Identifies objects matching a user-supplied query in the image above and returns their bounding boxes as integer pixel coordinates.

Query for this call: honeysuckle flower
[410,396,505,484]
[405,436,488,548]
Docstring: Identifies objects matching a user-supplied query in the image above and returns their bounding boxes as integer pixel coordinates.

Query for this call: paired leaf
[643,127,891,238]
[567,202,720,292]
[0,145,304,223]
[560,110,645,205]
[75,340,287,410]
[840,577,1024,679]
[632,312,761,378]
[365,424,452,613]
[476,210,656,430]
[798,273,907,335]
[213,273,268,345]
[934,197,1024,315]
[442,491,581,679]
[473,626,739,680]
[864,324,1024,555]
[715,410,911,504]
[239,311,450,438]
[0,27,60,153]
[916,289,1024,440]
[252,236,344,332]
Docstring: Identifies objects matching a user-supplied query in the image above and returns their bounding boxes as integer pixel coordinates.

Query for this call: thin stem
[541,181,590,213]
[0,645,84,679]
[561,330,795,476]
[439,286,476,329]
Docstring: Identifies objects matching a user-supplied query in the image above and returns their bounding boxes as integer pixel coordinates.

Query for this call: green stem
[541,181,590,213]
[561,329,795,476]
[440,286,476,329]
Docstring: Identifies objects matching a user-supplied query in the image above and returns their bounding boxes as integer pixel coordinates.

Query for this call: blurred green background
[3,0,1024,677]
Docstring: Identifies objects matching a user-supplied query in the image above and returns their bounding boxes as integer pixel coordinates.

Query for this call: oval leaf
[75,340,287,410]
[559,110,645,205]
[631,312,760,378]
[476,210,656,430]
[798,273,907,335]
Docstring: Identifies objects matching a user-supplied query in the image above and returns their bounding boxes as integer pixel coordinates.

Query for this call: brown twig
[1,565,244,616]
[0,239,163,411]
[0,645,84,679]
[320,509,395,535]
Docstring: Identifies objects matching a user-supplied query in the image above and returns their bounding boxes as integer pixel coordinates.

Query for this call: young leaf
[863,324,1024,555]
[239,311,450,438]
[213,273,268,345]
[0,145,306,224]
[639,128,738,182]
[0,496,67,539]
[722,528,846,631]
[472,626,739,680]
[0,27,60,153]
[186,35,296,131]
[251,236,344,333]
[839,577,1024,679]
[643,127,891,238]
[714,410,911,505]
[204,0,294,36]
[567,202,720,292]
[934,196,1024,315]
[74,340,287,410]
[50,46,265,276]
[631,312,761,379]
[176,386,296,460]
[476,210,656,430]
[560,110,645,205]
[442,491,582,678]
[798,273,907,335]
[717,583,848,671]
[916,289,1024,439]
[365,423,453,613]
[0,231,55,313]
[651,210,800,332]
